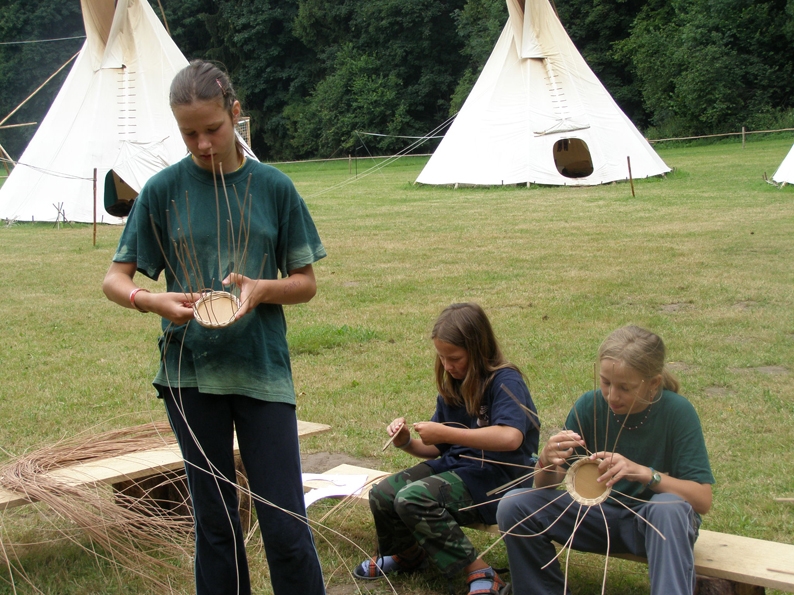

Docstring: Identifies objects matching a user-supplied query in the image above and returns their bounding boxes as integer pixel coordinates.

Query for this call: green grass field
[0,136,792,594]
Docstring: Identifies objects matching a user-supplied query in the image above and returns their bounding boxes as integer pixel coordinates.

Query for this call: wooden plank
[0,420,331,511]
[695,529,794,591]
[307,463,390,500]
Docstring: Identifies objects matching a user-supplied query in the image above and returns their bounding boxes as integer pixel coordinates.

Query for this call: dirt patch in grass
[667,361,692,373]
[728,365,788,375]
[704,386,734,397]
[732,300,759,310]
[327,585,361,595]
[660,302,693,313]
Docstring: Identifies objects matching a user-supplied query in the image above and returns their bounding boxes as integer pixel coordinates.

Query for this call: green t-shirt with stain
[113,156,326,403]
[565,389,714,507]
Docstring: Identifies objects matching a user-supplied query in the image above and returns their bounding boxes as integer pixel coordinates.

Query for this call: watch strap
[646,467,661,489]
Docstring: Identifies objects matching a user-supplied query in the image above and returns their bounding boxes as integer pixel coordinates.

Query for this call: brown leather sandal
[466,567,511,595]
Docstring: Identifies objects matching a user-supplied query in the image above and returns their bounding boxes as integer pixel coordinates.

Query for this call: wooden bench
[312,464,794,594]
[0,420,332,512]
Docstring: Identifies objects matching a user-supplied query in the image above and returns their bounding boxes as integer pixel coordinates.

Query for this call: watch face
[652,471,661,484]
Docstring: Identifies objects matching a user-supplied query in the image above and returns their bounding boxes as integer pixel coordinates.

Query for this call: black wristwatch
[646,467,662,489]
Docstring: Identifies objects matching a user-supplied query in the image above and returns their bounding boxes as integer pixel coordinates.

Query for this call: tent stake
[627,156,635,197]
[93,168,97,246]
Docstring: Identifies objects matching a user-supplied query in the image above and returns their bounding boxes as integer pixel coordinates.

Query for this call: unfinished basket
[564,458,611,506]
[193,291,241,329]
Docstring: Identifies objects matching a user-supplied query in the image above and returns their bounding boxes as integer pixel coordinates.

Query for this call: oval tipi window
[553,138,594,178]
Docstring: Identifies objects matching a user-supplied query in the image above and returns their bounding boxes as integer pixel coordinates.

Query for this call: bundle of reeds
[0,422,194,590]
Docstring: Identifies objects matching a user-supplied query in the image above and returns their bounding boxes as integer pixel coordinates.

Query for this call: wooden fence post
[627,156,635,197]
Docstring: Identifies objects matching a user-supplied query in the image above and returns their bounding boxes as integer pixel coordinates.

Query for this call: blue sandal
[353,549,428,580]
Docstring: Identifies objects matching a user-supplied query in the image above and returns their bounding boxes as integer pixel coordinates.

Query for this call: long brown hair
[598,325,680,394]
[169,60,240,122]
[431,303,521,416]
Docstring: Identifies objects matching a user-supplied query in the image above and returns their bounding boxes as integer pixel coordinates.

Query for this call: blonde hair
[431,303,521,416]
[598,325,679,393]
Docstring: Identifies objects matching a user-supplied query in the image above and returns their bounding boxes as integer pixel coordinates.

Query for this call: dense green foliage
[614,0,794,137]
[0,0,84,160]
[1,0,793,159]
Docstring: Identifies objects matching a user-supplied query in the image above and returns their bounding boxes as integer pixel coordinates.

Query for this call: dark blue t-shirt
[425,367,539,524]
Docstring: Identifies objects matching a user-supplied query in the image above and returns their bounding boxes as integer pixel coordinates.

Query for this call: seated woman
[497,325,714,595]
[354,303,538,595]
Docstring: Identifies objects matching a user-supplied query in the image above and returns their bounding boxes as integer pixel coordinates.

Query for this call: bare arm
[102,261,140,309]
[224,263,317,319]
[386,418,441,459]
[591,451,713,515]
[102,261,196,325]
[534,430,585,488]
[413,421,524,451]
[385,418,523,459]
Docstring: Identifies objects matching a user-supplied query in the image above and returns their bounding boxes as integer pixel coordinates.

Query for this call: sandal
[466,566,511,595]
[353,549,428,580]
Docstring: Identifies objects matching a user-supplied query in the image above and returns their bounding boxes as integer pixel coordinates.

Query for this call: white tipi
[772,144,794,185]
[416,0,670,187]
[0,0,188,224]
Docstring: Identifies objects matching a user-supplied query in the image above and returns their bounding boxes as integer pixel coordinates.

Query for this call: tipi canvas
[0,0,188,224]
[772,143,794,185]
[416,0,669,187]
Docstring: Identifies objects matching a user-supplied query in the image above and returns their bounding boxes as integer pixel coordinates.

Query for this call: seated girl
[497,325,714,595]
[354,302,538,595]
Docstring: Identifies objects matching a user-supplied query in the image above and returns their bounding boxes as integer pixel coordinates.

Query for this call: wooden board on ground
[303,464,390,502]
[0,420,331,511]
[306,463,390,500]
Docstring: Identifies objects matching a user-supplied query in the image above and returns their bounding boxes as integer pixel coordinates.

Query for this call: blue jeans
[496,488,700,595]
[161,386,325,595]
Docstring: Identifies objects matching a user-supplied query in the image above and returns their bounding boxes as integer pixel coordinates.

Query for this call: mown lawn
[0,135,792,594]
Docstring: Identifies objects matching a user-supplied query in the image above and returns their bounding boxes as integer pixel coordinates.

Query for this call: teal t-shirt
[565,389,714,507]
[113,156,327,403]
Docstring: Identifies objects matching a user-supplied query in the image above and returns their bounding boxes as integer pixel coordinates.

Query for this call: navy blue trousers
[161,386,325,595]
[497,488,700,595]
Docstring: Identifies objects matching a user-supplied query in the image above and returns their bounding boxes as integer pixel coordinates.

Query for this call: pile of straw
[0,422,194,590]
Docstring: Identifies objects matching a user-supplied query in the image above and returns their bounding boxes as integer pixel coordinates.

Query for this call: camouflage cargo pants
[368,462,483,577]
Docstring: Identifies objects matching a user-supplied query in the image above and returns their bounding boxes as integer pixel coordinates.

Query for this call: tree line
[1,0,793,162]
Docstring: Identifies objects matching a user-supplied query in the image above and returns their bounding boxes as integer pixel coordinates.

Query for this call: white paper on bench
[302,474,368,508]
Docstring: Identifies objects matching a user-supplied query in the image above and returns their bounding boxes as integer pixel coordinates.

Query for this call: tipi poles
[0,52,79,128]
[0,142,14,175]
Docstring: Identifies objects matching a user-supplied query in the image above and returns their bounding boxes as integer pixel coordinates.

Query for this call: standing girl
[497,326,714,595]
[102,60,327,595]
[354,302,538,595]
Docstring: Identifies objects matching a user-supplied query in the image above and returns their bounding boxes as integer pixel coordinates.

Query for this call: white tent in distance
[0,0,189,224]
[416,0,670,187]
[772,143,794,185]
